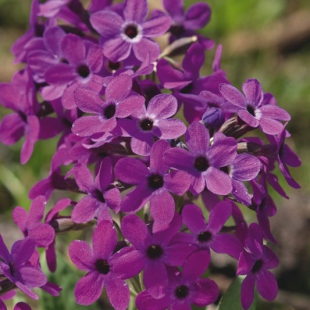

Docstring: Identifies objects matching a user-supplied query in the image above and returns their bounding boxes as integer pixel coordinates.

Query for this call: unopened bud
[202,107,225,131]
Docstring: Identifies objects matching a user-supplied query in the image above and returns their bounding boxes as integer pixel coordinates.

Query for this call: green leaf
[217,276,256,310]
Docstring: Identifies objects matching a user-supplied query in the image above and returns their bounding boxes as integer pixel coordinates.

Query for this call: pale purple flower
[72,74,145,137]
[164,121,237,195]
[118,94,186,156]
[90,0,171,62]
[69,220,144,308]
[237,223,279,310]
[115,140,190,231]
[136,251,219,310]
[12,196,55,248]
[220,79,291,135]
[122,213,195,298]
[67,157,121,223]
[0,236,47,300]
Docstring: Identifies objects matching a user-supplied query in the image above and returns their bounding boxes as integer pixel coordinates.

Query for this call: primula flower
[0,70,40,164]
[115,140,190,231]
[41,33,104,109]
[164,121,237,195]
[0,236,47,300]
[220,79,291,135]
[163,0,214,49]
[90,0,171,62]
[69,220,144,309]
[157,43,229,123]
[173,202,243,260]
[67,157,121,223]
[12,196,55,248]
[267,127,301,189]
[122,213,195,298]
[237,223,279,310]
[72,74,145,137]
[119,93,186,156]
[136,250,219,310]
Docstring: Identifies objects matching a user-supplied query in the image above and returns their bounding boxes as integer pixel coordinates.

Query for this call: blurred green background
[0,0,309,309]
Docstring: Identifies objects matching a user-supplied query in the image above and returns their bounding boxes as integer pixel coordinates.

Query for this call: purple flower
[90,0,171,62]
[237,223,279,310]
[0,236,47,300]
[115,140,190,231]
[136,250,219,310]
[173,201,243,260]
[41,33,104,109]
[267,127,301,188]
[12,196,55,248]
[220,79,291,135]
[67,157,121,223]
[119,93,186,156]
[164,121,237,195]
[121,213,194,298]
[69,220,144,308]
[72,74,145,137]
[224,153,261,205]
[157,43,229,123]
[163,0,214,49]
[44,198,71,272]
[0,70,40,164]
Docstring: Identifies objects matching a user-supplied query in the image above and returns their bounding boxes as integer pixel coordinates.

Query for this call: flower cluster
[0,0,301,309]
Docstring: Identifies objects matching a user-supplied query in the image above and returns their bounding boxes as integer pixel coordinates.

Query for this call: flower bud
[202,107,225,131]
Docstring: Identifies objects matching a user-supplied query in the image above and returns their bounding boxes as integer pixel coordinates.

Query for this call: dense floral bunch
[0,0,301,309]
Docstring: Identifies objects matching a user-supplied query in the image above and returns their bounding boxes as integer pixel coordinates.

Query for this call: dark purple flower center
[220,165,231,175]
[108,61,121,71]
[9,262,16,276]
[197,231,212,243]
[124,24,138,39]
[180,82,193,94]
[94,189,106,203]
[103,104,116,119]
[148,174,164,190]
[251,259,264,273]
[95,259,110,274]
[146,244,163,260]
[194,156,209,172]
[77,64,90,78]
[175,285,189,299]
[246,105,256,116]
[170,24,185,36]
[140,118,153,131]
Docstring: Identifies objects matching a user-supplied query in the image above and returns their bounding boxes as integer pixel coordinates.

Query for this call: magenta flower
[90,0,171,62]
[267,127,301,189]
[163,0,214,49]
[173,201,243,260]
[237,223,279,310]
[220,79,291,135]
[119,93,186,156]
[12,196,55,248]
[67,157,121,223]
[164,121,237,195]
[122,213,194,298]
[0,236,47,300]
[136,250,219,310]
[0,70,40,164]
[72,74,145,137]
[41,33,104,109]
[69,220,144,308]
[115,140,190,231]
